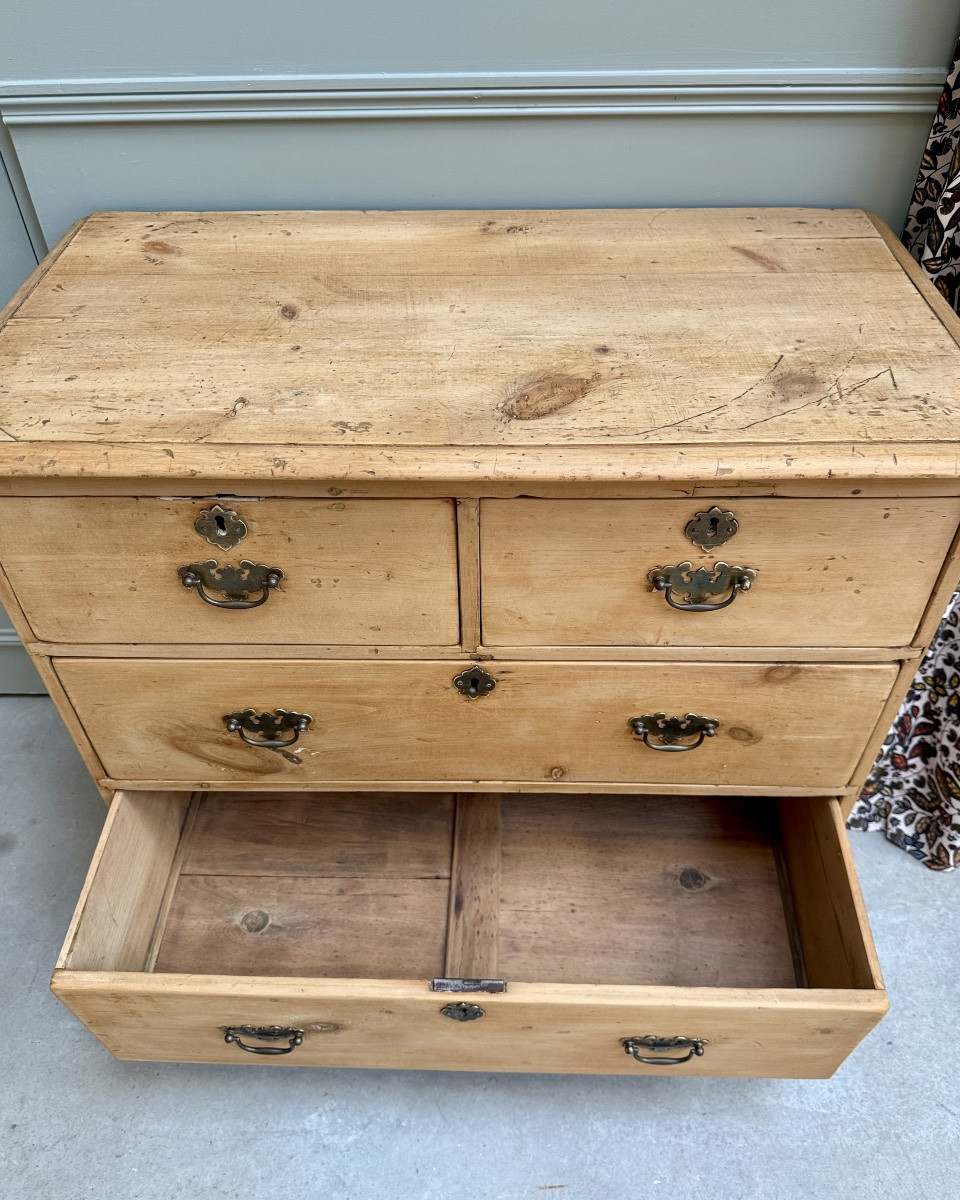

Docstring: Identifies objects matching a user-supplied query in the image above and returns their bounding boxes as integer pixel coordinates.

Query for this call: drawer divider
[444,793,501,980]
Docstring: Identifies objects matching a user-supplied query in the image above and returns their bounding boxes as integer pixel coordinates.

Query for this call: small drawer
[52,790,886,1076]
[479,498,960,647]
[0,497,459,646]
[53,657,897,791]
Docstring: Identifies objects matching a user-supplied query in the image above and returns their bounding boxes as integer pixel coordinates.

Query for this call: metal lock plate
[453,665,497,698]
[440,1002,486,1022]
[195,504,248,550]
[684,506,738,551]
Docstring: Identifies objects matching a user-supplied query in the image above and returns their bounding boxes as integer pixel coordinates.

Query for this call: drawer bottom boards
[52,791,887,1077]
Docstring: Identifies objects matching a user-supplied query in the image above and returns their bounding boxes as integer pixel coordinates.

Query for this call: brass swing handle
[648,562,757,612]
[630,712,719,752]
[222,1026,304,1055]
[178,560,283,609]
[621,1036,705,1066]
[223,708,312,749]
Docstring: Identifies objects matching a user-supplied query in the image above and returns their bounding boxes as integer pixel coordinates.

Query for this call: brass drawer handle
[648,561,756,612]
[223,708,312,748]
[630,712,719,752]
[222,1026,304,1055]
[621,1036,705,1066]
[178,559,283,609]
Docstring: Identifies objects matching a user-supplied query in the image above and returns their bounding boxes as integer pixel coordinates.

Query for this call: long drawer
[52,790,887,1076]
[480,498,960,647]
[53,658,898,790]
[0,497,460,646]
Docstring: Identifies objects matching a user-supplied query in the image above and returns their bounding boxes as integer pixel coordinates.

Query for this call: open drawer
[52,790,887,1077]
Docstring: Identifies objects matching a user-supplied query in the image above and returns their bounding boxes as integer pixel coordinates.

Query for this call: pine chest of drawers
[2,208,960,1077]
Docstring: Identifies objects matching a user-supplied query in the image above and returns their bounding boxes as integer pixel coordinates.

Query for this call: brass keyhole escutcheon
[195,503,248,550]
[685,506,738,551]
[453,665,497,698]
[440,1002,485,1022]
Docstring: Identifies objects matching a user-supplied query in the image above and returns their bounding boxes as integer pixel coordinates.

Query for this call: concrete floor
[2,696,958,1200]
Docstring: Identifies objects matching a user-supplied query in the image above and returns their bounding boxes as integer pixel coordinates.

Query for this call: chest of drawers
[2,208,959,1077]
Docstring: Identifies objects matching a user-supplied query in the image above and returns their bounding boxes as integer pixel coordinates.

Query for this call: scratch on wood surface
[742,365,896,430]
[634,400,732,439]
[731,244,786,272]
[724,355,785,407]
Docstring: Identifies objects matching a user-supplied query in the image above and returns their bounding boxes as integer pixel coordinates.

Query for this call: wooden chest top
[1,207,959,485]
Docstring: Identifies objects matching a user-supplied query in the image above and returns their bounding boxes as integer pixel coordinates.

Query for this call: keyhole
[215,513,227,536]
[468,675,480,697]
[708,516,719,536]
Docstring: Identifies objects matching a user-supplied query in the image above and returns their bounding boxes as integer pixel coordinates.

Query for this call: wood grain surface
[3,209,960,483]
[52,791,887,1076]
[480,497,960,647]
[52,658,899,789]
[0,496,459,645]
[497,795,798,987]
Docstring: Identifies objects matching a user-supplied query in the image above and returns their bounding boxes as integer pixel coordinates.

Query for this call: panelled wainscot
[2,208,960,1077]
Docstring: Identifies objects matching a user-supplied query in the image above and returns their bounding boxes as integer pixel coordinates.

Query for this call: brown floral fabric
[848,37,960,868]
[901,37,960,306]
[850,590,960,869]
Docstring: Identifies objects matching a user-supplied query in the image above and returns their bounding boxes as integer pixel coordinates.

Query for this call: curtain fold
[848,36,960,869]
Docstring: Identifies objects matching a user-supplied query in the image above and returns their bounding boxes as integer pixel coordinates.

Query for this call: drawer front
[480,498,960,647]
[0,497,460,645]
[52,973,884,1078]
[54,658,897,788]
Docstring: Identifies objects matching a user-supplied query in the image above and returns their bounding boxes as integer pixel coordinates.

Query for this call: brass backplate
[195,503,248,550]
[685,506,738,551]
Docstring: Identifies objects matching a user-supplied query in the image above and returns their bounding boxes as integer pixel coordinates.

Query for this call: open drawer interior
[58,790,880,995]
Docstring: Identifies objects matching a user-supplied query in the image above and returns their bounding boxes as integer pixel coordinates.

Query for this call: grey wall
[0,163,43,691]
[0,0,954,688]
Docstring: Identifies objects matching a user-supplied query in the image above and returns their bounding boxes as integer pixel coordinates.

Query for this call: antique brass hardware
[648,561,757,611]
[440,1002,486,1022]
[178,559,283,609]
[432,979,507,994]
[222,1026,304,1055]
[620,1036,705,1065]
[685,506,738,550]
[630,712,719,752]
[453,665,497,698]
[195,503,248,550]
[223,708,312,749]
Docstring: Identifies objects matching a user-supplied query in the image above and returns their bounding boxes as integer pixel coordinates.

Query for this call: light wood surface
[154,875,450,979]
[444,793,501,979]
[52,658,898,789]
[180,792,454,876]
[480,497,960,647]
[777,798,883,992]
[15,206,954,1077]
[3,209,960,484]
[2,477,958,499]
[0,496,459,645]
[51,790,886,1076]
[58,792,189,971]
[455,499,482,653]
[27,641,926,663]
[497,795,797,987]
[48,972,889,1076]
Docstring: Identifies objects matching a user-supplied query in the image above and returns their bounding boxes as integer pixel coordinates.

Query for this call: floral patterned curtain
[847,38,960,869]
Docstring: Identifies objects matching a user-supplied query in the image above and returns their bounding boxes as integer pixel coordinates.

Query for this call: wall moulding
[0,68,944,122]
